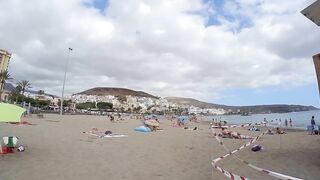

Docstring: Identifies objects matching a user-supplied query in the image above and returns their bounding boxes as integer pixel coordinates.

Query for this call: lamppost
[60,47,73,115]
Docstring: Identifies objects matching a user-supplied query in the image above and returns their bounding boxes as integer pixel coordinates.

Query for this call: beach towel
[19,121,34,125]
[134,126,151,132]
[1,146,14,154]
[248,127,260,131]
[85,132,128,138]
[211,125,228,129]
[219,134,254,139]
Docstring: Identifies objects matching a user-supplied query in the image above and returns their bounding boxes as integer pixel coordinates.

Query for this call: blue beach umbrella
[178,116,189,122]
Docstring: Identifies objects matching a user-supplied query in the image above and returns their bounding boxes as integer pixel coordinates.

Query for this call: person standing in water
[285,119,288,127]
[289,118,292,127]
[311,116,316,134]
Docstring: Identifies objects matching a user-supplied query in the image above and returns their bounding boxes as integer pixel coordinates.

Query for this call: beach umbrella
[0,103,25,154]
[144,119,160,127]
[0,103,26,122]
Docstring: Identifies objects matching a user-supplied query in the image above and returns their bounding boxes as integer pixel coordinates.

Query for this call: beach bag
[251,145,262,152]
[17,145,25,152]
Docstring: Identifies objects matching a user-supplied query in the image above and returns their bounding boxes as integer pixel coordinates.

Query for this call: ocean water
[204,110,320,129]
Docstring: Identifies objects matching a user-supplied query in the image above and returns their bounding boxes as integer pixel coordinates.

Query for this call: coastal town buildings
[70,94,225,114]
[24,90,59,104]
[0,49,12,101]
[188,106,226,115]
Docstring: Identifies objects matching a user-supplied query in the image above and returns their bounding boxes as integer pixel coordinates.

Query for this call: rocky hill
[76,87,158,99]
[165,97,318,114]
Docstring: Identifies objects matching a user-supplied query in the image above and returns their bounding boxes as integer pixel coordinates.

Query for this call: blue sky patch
[204,0,253,31]
[84,0,109,14]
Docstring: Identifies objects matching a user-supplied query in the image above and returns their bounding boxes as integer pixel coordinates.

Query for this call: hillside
[165,97,230,109]
[165,97,318,114]
[76,87,158,99]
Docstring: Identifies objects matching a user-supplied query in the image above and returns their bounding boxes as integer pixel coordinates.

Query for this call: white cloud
[0,0,319,102]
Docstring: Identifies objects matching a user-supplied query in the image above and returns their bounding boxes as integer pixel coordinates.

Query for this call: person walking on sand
[311,116,316,134]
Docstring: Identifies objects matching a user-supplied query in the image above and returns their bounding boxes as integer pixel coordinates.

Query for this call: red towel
[1,146,14,154]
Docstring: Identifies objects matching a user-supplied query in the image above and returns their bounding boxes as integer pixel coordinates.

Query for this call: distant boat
[241,112,251,116]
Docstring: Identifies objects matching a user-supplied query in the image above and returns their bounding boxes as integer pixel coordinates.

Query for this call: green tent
[0,103,26,122]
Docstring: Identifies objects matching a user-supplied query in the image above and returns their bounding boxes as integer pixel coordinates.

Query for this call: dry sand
[0,114,320,180]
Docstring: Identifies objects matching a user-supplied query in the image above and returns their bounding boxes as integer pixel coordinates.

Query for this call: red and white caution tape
[211,162,248,180]
[210,126,304,180]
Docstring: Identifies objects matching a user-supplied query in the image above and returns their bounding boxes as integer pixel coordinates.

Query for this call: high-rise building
[0,49,12,101]
[313,54,320,95]
[0,49,11,73]
[301,0,320,97]
[301,0,320,26]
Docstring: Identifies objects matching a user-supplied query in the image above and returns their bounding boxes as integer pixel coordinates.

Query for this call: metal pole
[60,48,72,115]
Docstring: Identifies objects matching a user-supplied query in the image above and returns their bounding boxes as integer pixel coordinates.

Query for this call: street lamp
[60,47,73,115]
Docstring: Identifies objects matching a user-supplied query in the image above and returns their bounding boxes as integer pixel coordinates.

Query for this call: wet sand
[1,114,319,180]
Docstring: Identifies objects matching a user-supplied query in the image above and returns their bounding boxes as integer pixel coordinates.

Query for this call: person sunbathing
[221,128,253,139]
[267,129,274,135]
[83,128,112,137]
[276,127,286,134]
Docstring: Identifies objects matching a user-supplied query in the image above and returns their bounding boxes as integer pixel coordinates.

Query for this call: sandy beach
[1,114,320,180]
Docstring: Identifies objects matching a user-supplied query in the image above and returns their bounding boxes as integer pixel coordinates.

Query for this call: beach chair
[3,137,18,148]
[1,136,18,155]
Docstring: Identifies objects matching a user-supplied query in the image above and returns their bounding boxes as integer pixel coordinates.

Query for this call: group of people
[211,120,227,128]
[144,118,161,131]
[284,118,293,127]
[107,113,123,123]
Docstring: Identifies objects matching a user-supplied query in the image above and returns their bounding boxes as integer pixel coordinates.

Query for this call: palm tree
[0,70,11,102]
[18,80,31,95]
[37,90,44,95]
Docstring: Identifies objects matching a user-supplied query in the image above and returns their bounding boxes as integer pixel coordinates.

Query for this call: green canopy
[0,103,26,122]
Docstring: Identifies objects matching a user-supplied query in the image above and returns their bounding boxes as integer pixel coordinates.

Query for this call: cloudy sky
[1,0,320,106]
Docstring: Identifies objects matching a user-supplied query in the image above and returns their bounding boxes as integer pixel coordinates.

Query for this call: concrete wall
[313,53,320,95]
